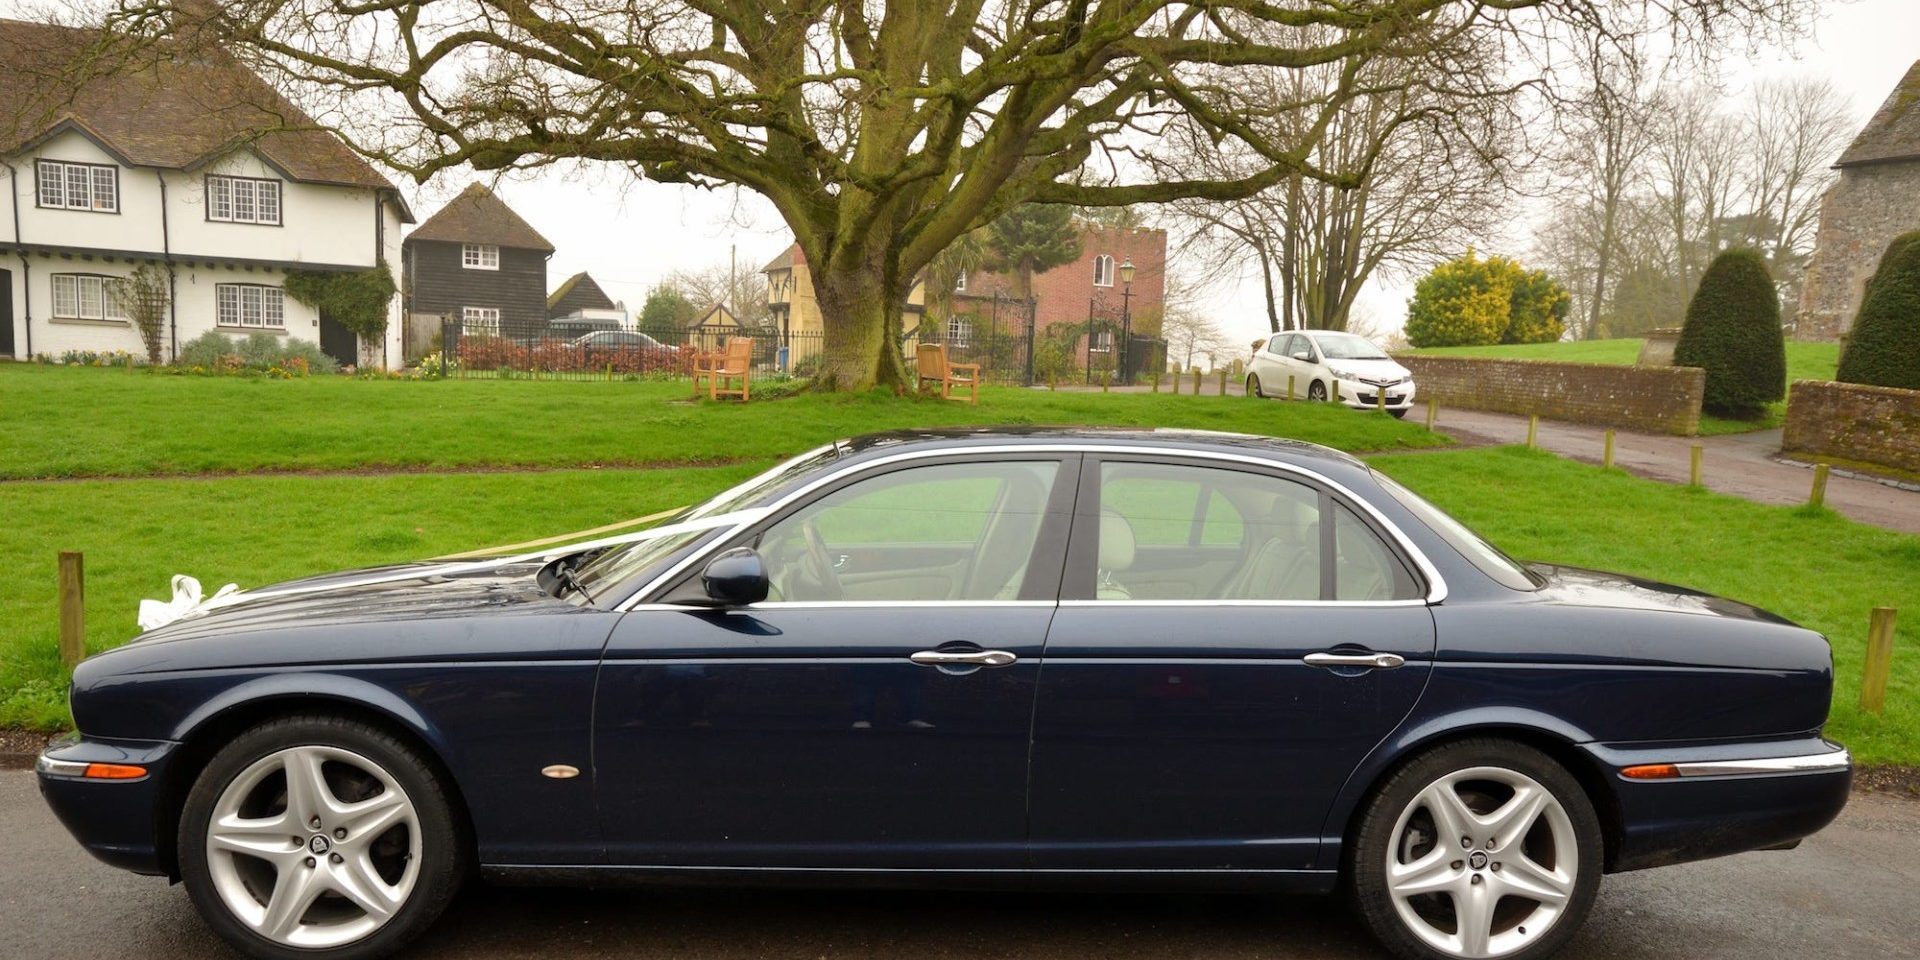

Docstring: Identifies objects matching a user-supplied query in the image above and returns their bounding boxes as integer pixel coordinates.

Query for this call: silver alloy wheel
[1384,765,1578,959]
[205,745,421,949]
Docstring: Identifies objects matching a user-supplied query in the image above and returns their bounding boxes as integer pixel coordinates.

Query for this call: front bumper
[1591,738,1851,873]
[36,735,179,876]
[1333,380,1416,410]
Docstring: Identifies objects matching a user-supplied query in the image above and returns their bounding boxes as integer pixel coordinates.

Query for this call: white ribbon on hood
[134,509,766,632]
[137,575,242,632]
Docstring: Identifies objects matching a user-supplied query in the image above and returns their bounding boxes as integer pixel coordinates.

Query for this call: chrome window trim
[1058,598,1428,609]
[614,443,1450,611]
[625,600,1058,611]
[1667,749,1851,778]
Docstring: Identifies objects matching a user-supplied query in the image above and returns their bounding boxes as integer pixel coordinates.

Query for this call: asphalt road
[4,771,1916,960]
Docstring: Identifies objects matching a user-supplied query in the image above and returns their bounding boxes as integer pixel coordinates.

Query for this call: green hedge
[1674,249,1785,415]
[1836,231,1920,390]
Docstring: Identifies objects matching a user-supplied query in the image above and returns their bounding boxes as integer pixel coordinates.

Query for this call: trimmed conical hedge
[1674,248,1786,415]
[1836,231,1920,390]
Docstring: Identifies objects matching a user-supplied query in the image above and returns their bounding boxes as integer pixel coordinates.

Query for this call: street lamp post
[1118,257,1136,384]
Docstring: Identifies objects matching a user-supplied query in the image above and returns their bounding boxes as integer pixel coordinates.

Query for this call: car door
[1028,454,1436,872]
[594,453,1076,869]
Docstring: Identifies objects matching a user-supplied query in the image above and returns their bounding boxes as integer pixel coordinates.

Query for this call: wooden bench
[693,336,753,401]
[916,343,980,404]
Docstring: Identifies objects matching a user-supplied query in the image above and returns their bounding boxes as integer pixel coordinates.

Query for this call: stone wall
[1395,355,1705,436]
[1796,162,1920,342]
[1782,380,1920,475]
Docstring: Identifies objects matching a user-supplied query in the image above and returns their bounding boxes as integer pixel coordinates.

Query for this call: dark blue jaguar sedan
[39,429,1850,960]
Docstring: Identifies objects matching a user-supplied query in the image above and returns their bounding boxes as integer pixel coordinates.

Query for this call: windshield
[567,442,846,597]
[1370,470,1542,592]
[1313,333,1390,361]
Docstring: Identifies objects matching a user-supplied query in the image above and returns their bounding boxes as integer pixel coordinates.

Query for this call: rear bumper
[36,735,178,876]
[1591,739,1851,873]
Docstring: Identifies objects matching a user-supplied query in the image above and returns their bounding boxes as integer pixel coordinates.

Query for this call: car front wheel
[1349,739,1602,960]
[178,715,465,960]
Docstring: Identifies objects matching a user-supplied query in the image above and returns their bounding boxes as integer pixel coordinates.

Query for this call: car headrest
[1099,509,1136,571]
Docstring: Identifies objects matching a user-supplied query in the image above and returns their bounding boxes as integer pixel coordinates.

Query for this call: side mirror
[700,547,770,606]
[1293,351,1314,362]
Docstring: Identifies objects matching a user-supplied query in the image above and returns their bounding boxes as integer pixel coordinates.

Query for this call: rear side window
[1370,470,1541,591]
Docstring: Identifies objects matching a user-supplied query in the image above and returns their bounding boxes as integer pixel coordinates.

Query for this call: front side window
[50,274,125,320]
[36,160,118,213]
[462,306,501,334]
[215,284,286,329]
[753,460,1062,602]
[1092,254,1114,287]
[1087,461,1420,602]
[462,244,500,270]
[207,175,283,225]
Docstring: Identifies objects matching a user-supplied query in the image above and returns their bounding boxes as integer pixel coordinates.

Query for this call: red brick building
[946,223,1168,360]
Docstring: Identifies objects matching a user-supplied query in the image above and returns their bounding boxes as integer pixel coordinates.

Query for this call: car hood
[1527,563,1797,627]
[1321,357,1410,382]
[128,561,562,646]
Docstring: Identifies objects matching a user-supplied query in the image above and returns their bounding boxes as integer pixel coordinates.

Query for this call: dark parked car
[568,328,674,362]
[38,429,1849,960]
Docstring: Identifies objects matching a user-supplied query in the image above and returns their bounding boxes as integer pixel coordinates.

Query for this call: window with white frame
[36,160,119,213]
[50,274,126,321]
[1092,254,1114,287]
[1090,329,1114,353]
[462,244,500,270]
[463,306,502,334]
[206,175,283,225]
[216,284,286,329]
[947,315,972,347]
[954,272,967,292]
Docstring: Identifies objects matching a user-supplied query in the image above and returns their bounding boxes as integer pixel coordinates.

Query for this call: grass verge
[1372,445,1920,765]
[0,365,1444,479]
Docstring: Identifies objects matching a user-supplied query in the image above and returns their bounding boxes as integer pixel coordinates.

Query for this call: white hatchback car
[1247,330,1417,418]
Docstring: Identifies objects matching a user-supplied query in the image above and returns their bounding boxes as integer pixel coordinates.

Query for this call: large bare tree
[74,0,1816,388]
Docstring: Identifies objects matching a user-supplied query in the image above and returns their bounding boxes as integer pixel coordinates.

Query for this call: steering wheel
[800,516,845,600]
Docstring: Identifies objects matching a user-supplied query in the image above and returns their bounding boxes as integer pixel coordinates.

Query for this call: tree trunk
[811,260,910,392]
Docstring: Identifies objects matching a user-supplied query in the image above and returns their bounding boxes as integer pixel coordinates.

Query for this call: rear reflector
[1620,764,1680,780]
[82,763,148,780]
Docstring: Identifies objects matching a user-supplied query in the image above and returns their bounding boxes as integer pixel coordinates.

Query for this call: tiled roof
[547,271,616,317]
[1839,60,1920,168]
[761,243,804,273]
[405,183,555,252]
[0,18,408,213]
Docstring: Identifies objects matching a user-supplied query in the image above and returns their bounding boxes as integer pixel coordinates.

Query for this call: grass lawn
[1404,339,1842,435]
[0,464,767,728]
[0,365,1444,479]
[1373,446,1920,766]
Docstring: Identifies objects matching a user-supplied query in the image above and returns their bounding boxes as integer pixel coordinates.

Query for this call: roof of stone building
[405,183,555,252]
[1838,59,1920,168]
[547,271,617,317]
[0,18,410,219]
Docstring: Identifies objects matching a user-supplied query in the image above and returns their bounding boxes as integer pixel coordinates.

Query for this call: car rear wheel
[178,715,464,960]
[1247,374,1265,398]
[1349,739,1602,960]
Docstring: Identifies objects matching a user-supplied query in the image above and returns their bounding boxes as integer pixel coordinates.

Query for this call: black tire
[177,714,466,960]
[1390,408,1409,419]
[1248,374,1265,398]
[1308,380,1329,402]
[1347,739,1604,960]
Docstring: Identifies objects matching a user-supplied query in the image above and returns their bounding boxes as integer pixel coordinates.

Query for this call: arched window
[1093,255,1114,287]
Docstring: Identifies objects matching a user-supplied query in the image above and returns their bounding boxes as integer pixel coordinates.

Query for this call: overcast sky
[9,0,1916,345]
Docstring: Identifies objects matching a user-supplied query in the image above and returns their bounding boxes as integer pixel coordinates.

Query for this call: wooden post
[1218,370,1228,396]
[58,552,85,668]
[1328,378,1339,403]
[1287,375,1296,401]
[1100,371,1110,393]
[1861,607,1898,715]
[1810,463,1831,508]
[1526,415,1538,448]
[1049,374,1057,391]
[1375,387,1387,414]
[1689,444,1703,486]
[1603,430,1616,469]
[1150,373,1160,394]
[1424,398,1437,430]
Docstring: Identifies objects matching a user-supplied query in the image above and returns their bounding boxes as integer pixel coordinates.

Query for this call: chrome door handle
[1304,651,1406,670]
[909,649,1019,668]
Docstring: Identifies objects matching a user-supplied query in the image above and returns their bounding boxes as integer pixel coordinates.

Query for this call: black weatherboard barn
[403,183,554,340]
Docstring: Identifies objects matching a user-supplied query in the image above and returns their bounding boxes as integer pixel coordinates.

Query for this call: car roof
[827,426,1363,470]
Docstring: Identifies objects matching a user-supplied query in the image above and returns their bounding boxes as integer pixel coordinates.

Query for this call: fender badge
[541,764,581,780]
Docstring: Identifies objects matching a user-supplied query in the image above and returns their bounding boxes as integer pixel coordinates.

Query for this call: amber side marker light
[1620,764,1680,780]
[84,763,148,780]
